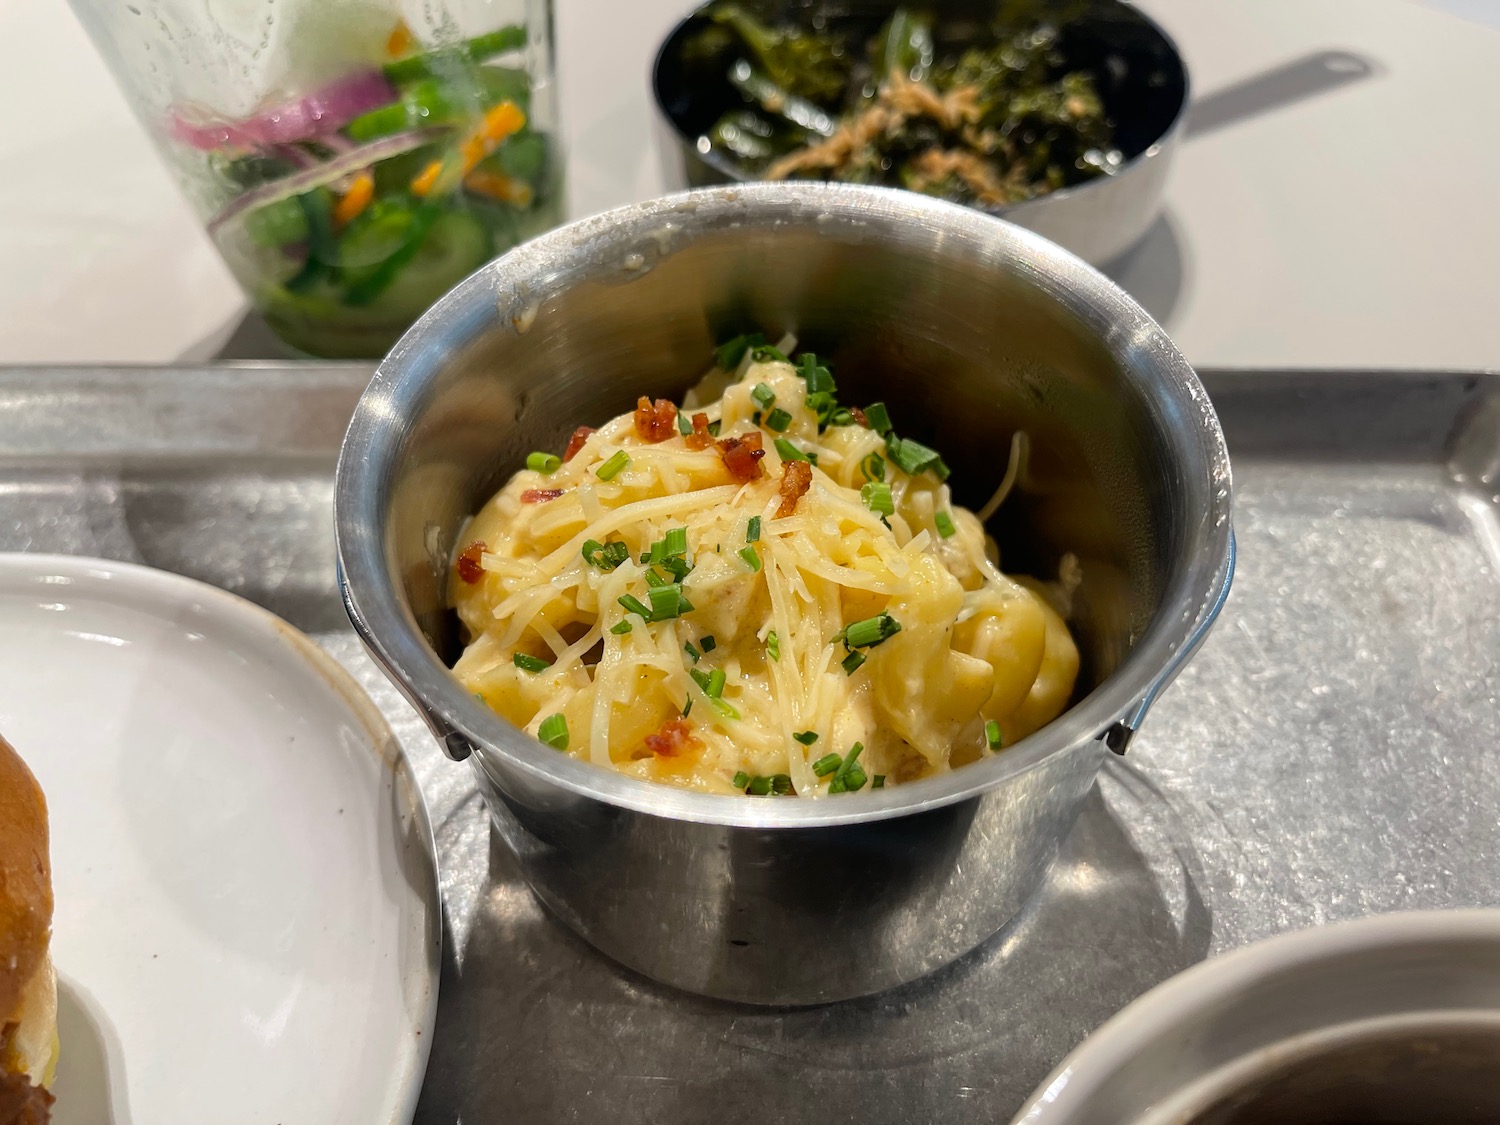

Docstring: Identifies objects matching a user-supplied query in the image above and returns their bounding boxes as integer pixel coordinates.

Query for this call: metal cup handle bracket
[1102,526,1236,755]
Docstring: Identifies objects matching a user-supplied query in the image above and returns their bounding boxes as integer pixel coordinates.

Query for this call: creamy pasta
[449,338,1079,796]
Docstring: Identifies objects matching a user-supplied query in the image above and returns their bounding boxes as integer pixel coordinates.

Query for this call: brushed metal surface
[1,365,1495,1121]
[333,183,1232,1003]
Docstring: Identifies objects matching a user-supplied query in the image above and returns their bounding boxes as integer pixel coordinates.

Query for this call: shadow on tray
[415,759,1211,1125]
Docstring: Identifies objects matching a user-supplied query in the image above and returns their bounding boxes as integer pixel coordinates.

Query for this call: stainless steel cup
[335,183,1232,1004]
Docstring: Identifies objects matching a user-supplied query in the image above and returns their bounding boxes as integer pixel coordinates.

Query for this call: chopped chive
[658,555,693,581]
[582,539,629,571]
[751,343,790,364]
[682,698,693,716]
[751,383,776,410]
[793,730,819,745]
[864,402,893,435]
[885,433,949,480]
[684,641,700,664]
[738,545,762,572]
[715,333,765,370]
[647,583,684,619]
[751,411,762,426]
[841,649,867,675]
[861,452,886,483]
[829,407,853,426]
[690,668,711,694]
[773,437,809,463]
[798,354,836,394]
[828,742,865,793]
[710,697,739,719]
[732,770,750,789]
[985,719,1004,750]
[527,451,561,473]
[767,630,780,661]
[678,411,693,435]
[872,774,886,789]
[706,668,727,698]
[513,652,551,673]
[678,591,696,613]
[843,613,902,649]
[860,481,894,517]
[595,450,630,480]
[807,451,819,467]
[707,419,722,437]
[771,774,794,795]
[747,775,772,796]
[610,619,633,635]
[643,568,667,589]
[764,407,793,432]
[812,752,842,776]
[662,526,689,558]
[618,594,651,619]
[935,511,956,538]
[537,713,568,750]
[700,635,717,653]
[746,516,761,542]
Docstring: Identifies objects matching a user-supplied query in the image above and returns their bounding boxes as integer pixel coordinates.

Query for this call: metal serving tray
[2,364,1497,1124]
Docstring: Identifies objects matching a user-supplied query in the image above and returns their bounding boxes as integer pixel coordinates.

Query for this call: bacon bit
[520,488,565,504]
[776,459,813,517]
[644,716,702,758]
[562,426,595,462]
[850,405,869,427]
[716,430,766,482]
[684,411,713,450]
[456,541,487,584]
[634,396,679,443]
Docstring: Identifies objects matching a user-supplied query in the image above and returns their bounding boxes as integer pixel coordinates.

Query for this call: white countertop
[2,0,1497,370]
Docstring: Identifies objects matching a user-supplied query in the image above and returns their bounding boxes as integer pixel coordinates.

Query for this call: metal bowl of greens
[652,0,1188,265]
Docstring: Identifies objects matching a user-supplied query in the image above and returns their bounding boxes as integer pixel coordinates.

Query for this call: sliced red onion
[171,69,397,151]
[207,129,441,235]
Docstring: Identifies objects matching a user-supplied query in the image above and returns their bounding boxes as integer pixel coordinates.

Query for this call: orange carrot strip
[463,168,534,207]
[332,171,375,228]
[386,20,415,58]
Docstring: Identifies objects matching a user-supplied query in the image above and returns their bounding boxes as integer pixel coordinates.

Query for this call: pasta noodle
[449,340,1079,796]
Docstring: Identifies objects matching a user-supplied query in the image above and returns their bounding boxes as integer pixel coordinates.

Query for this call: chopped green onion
[595,450,630,481]
[861,452,886,483]
[872,774,887,789]
[610,620,633,635]
[829,407,854,426]
[841,649,867,675]
[537,713,568,751]
[701,635,717,653]
[935,511,956,538]
[618,594,651,620]
[660,526,689,559]
[643,568,667,589]
[707,419,722,437]
[774,437,809,463]
[690,668,711,694]
[886,433,949,481]
[527,451,561,474]
[513,652,551,673]
[767,630,780,661]
[715,332,765,370]
[710,697,739,720]
[738,545,762,572]
[746,516,761,542]
[747,775,773,796]
[798,354,836,394]
[732,770,750,790]
[793,730,819,745]
[751,411,762,426]
[581,538,630,571]
[864,402,893,435]
[861,481,894,517]
[985,719,1004,750]
[764,408,793,432]
[706,668,727,698]
[812,752,842,777]
[770,774,794,795]
[647,584,685,620]
[682,698,693,717]
[751,343,790,364]
[684,641,700,664]
[828,742,865,793]
[843,613,902,649]
[657,555,693,581]
[678,411,693,435]
[751,383,776,410]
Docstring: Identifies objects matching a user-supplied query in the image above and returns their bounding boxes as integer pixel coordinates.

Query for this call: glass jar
[69,0,562,358]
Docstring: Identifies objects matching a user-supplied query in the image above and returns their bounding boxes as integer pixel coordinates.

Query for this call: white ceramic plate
[0,555,440,1125]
